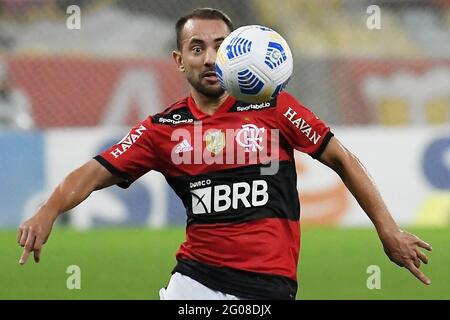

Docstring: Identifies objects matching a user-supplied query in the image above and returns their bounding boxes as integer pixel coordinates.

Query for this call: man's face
[175,19,231,98]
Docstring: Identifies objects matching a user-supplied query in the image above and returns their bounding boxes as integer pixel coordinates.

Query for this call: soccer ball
[215,25,293,103]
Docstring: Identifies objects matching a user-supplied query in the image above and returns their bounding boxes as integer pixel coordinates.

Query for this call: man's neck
[191,90,229,116]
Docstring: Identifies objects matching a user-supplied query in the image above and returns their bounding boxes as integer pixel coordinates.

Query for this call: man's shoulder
[275,91,312,113]
[276,91,299,105]
[159,97,190,115]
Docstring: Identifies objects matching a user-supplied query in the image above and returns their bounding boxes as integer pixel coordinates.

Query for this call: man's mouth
[202,71,218,82]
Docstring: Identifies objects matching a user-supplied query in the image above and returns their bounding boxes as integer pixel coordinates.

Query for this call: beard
[186,71,225,99]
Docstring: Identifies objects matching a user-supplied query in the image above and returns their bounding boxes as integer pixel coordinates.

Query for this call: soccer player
[17,8,432,300]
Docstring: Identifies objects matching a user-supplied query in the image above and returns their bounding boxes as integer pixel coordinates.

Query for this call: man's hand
[16,160,123,266]
[17,212,55,265]
[379,229,432,285]
[318,139,433,285]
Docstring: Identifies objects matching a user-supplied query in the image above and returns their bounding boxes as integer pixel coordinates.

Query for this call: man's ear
[172,50,185,72]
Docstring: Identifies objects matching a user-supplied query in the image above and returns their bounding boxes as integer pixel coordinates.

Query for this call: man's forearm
[18,159,121,265]
[37,167,97,221]
[334,151,399,236]
[36,160,121,221]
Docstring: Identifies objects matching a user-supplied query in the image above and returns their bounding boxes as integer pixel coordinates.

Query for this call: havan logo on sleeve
[283,107,321,145]
[110,124,147,158]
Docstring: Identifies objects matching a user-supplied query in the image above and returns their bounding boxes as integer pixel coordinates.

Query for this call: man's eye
[192,47,202,54]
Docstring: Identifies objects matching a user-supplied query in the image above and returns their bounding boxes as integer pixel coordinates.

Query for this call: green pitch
[1,226,449,299]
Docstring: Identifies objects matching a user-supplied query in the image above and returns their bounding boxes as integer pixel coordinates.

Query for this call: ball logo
[269,50,281,63]
[236,124,265,152]
[173,114,181,121]
[265,41,287,70]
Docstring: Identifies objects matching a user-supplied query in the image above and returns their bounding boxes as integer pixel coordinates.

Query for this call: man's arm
[17,159,124,265]
[318,137,432,285]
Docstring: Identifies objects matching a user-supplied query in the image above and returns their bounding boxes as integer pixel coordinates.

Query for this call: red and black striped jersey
[95,91,333,299]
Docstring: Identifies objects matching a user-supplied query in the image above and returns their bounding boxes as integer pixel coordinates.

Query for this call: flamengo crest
[235,124,265,152]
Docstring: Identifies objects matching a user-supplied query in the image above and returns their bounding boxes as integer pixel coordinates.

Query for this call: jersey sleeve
[94,117,158,188]
[276,92,334,158]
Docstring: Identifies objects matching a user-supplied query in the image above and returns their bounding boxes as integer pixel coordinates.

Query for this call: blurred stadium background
[1,0,449,299]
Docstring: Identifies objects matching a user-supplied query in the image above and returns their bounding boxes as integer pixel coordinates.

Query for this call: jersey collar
[187,94,236,119]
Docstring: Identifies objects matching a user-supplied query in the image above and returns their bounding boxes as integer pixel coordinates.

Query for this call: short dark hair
[175,8,234,50]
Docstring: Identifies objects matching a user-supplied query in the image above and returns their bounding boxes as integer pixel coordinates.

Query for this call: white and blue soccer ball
[215,25,293,103]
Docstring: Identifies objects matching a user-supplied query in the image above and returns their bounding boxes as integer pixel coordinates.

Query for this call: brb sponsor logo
[190,180,269,214]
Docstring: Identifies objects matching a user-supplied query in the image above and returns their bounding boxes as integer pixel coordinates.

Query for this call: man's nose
[204,47,217,66]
